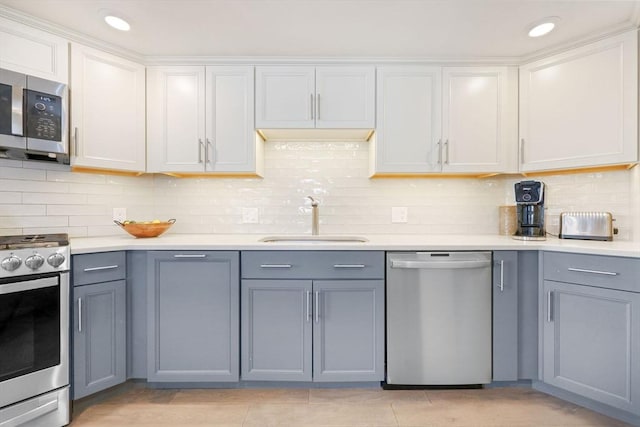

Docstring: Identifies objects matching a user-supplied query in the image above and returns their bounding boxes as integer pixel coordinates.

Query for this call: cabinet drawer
[543,252,640,293]
[73,252,126,286]
[242,251,384,279]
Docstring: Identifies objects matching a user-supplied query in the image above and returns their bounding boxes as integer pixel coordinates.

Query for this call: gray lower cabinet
[542,252,640,416]
[146,251,239,382]
[491,251,539,382]
[72,252,127,399]
[492,251,518,381]
[241,250,385,382]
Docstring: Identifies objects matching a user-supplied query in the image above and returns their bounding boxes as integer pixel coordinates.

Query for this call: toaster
[559,212,616,241]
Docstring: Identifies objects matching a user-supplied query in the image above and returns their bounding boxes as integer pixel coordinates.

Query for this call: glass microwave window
[0,83,11,135]
[23,89,62,142]
[0,283,60,382]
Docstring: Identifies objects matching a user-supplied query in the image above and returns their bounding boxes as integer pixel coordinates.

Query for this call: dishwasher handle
[390,259,491,269]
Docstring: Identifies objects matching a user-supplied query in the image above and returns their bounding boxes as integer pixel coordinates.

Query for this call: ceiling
[0,0,639,60]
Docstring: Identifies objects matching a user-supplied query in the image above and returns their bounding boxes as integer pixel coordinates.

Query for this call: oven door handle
[0,276,58,295]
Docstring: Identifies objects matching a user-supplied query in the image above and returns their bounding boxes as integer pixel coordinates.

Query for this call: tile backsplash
[0,141,637,240]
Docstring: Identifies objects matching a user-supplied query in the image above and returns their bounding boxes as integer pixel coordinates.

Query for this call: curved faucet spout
[307,196,320,235]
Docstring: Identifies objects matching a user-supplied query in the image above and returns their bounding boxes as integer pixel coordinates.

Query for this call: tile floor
[69,384,633,426]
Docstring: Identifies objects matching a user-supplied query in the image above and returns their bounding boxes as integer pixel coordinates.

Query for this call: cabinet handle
[444,139,449,165]
[436,139,442,164]
[259,264,292,268]
[74,127,79,155]
[174,254,207,258]
[206,138,214,165]
[333,264,365,268]
[198,139,204,163]
[78,297,83,332]
[547,291,552,322]
[567,267,618,276]
[310,94,314,120]
[316,93,320,120]
[498,260,504,292]
[314,291,320,323]
[83,264,118,272]
[520,138,525,164]
[306,291,311,323]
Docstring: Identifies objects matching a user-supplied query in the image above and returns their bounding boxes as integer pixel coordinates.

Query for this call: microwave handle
[11,85,24,136]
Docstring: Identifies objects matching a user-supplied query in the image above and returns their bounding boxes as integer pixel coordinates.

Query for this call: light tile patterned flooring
[69,384,633,427]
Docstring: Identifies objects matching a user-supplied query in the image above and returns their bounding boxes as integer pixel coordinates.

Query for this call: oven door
[0,272,69,408]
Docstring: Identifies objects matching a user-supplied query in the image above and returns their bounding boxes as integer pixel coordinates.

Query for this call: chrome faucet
[307,196,320,235]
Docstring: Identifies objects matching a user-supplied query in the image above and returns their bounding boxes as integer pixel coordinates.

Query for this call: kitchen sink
[259,235,369,243]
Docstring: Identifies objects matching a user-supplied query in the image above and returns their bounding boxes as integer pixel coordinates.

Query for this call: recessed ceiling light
[528,17,560,38]
[104,14,130,31]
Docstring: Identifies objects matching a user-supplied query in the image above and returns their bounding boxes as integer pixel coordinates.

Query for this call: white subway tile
[0,204,46,216]
[0,167,46,181]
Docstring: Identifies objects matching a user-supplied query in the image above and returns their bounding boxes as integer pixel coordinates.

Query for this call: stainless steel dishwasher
[386,252,492,386]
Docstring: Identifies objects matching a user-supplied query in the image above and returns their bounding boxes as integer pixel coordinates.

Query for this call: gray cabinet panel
[147,251,239,382]
[73,251,126,286]
[241,251,384,279]
[241,279,313,381]
[127,251,147,379]
[73,280,126,399]
[517,251,538,380]
[492,251,518,381]
[313,280,384,382]
[542,280,640,414]
[543,252,640,293]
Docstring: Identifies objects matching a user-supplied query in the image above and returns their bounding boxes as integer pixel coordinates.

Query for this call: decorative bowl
[114,219,176,238]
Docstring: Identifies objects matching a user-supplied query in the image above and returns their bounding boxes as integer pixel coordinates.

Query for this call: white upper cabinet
[0,16,68,83]
[70,43,146,172]
[442,67,516,173]
[373,66,442,174]
[147,65,259,174]
[372,66,515,175]
[519,30,638,172]
[255,66,375,129]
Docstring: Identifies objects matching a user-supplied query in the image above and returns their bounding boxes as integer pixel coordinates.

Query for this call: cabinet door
[313,280,384,382]
[442,67,514,173]
[0,16,68,83]
[205,66,256,172]
[492,251,518,381]
[147,251,239,382]
[70,43,146,172]
[542,280,640,414]
[147,66,206,173]
[373,66,442,174]
[241,279,312,381]
[255,66,315,128]
[315,66,375,129]
[73,280,126,399]
[520,31,637,172]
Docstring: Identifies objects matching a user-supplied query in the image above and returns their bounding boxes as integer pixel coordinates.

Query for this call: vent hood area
[256,128,375,142]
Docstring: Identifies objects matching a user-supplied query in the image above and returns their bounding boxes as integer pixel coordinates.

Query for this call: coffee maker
[513,180,546,240]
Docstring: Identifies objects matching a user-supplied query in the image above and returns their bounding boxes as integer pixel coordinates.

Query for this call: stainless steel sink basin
[259,235,369,243]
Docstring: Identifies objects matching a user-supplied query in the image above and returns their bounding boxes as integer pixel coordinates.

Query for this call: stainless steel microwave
[0,68,69,164]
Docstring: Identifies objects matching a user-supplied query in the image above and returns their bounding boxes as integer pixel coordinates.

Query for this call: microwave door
[0,69,26,150]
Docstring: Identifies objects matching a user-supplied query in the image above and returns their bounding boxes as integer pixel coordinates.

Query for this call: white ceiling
[0,0,639,60]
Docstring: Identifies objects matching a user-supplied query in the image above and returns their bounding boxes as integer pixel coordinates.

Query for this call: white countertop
[70,233,640,258]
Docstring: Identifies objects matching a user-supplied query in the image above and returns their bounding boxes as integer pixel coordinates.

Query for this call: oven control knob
[47,253,66,268]
[1,255,21,271]
[25,254,45,270]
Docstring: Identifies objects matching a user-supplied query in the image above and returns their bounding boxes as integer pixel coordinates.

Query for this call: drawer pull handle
[83,265,119,272]
[333,264,365,268]
[567,267,618,276]
[260,264,292,268]
[174,254,207,258]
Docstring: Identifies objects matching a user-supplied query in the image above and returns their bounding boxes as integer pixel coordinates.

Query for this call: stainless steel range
[0,234,70,427]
